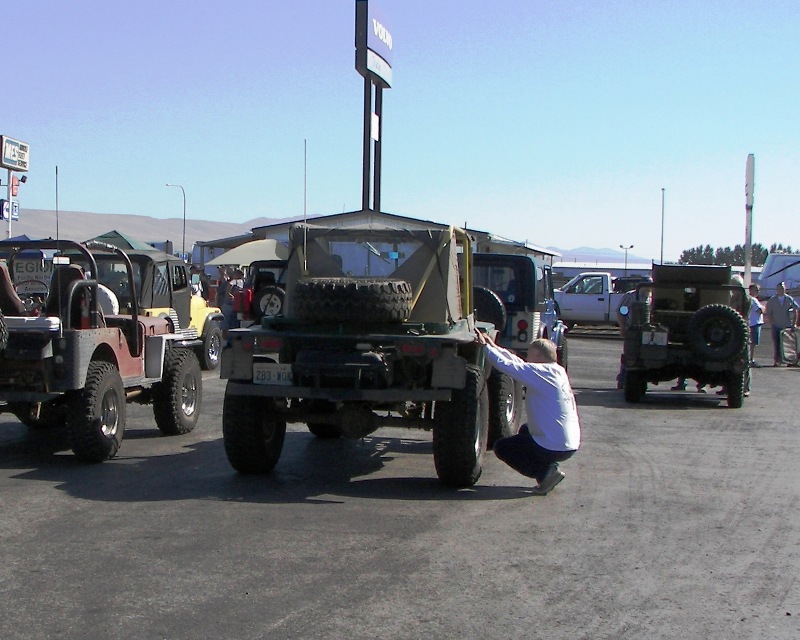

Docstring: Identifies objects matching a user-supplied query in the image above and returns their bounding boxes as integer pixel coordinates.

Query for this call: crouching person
[475,330,581,495]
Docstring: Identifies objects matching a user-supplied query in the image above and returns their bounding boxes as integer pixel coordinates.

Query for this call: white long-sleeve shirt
[483,343,581,452]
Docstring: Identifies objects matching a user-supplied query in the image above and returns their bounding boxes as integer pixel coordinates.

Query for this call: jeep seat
[0,262,26,316]
[44,264,87,326]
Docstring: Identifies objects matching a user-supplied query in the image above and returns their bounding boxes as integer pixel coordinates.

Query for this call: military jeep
[620,264,749,408]
[0,240,203,462]
[220,224,493,487]
[84,244,225,370]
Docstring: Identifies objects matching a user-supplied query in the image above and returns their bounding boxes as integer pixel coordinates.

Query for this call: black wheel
[687,304,748,362]
[68,361,126,462]
[293,278,412,323]
[433,364,489,487]
[624,371,646,403]
[252,285,285,319]
[153,348,202,435]
[198,321,223,371]
[0,309,7,351]
[726,370,746,408]
[223,386,286,473]
[558,335,569,371]
[487,370,521,448]
[472,286,507,333]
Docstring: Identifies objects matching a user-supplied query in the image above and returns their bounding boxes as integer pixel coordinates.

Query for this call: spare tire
[472,286,507,333]
[687,304,748,362]
[252,285,285,319]
[293,277,412,323]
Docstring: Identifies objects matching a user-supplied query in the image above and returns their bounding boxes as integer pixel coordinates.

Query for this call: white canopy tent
[207,239,289,267]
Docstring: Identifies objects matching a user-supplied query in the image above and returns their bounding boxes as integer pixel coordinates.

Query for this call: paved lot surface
[1,337,798,640]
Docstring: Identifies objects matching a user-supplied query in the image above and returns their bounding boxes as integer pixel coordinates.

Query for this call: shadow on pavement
[1,428,531,505]
[575,387,728,410]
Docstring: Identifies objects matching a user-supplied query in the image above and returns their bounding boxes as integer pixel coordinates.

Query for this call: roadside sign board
[1,136,30,172]
[0,199,20,221]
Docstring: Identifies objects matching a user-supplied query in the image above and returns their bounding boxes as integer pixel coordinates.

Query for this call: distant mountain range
[548,246,651,264]
[11,208,296,253]
[9,209,645,263]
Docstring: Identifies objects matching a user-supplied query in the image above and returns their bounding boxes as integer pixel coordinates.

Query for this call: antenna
[303,139,308,273]
[55,166,59,242]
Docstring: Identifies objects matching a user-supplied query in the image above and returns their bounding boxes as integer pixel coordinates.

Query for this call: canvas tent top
[88,230,155,251]
[207,239,289,266]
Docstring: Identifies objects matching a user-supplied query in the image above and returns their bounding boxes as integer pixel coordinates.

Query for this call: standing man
[748,284,765,366]
[476,330,581,495]
[765,281,799,366]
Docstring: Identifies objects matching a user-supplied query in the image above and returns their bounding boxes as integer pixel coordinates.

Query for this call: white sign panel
[0,200,20,221]
[1,136,30,172]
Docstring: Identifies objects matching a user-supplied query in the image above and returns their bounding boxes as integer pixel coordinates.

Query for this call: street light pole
[660,188,665,265]
[620,244,634,277]
[165,183,186,259]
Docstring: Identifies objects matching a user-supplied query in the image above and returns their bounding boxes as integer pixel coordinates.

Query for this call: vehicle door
[558,274,609,323]
[168,263,192,330]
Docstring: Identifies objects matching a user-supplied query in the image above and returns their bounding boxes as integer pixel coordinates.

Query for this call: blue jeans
[493,425,576,482]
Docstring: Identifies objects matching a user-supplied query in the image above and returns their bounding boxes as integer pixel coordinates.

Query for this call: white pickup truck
[554,272,649,327]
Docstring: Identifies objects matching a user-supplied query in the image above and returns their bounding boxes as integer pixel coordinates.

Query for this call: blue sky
[4,0,798,261]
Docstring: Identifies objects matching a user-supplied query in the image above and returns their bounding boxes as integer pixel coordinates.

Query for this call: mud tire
[0,309,7,351]
[153,348,202,435]
[68,361,126,463]
[252,285,285,320]
[198,321,223,371]
[558,335,569,371]
[487,370,521,448]
[433,364,489,487]
[292,278,412,323]
[223,387,286,474]
[726,370,746,408]
[624,371,646,403]
[687,304,748,362]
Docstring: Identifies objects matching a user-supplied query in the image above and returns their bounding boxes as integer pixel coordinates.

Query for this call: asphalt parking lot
[1,336,798,640]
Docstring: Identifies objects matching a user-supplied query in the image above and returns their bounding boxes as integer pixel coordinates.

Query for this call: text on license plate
[641,331,668,346]
[253,363,294,385]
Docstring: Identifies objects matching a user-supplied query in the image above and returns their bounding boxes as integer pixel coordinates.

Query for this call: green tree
[679,243,771,266]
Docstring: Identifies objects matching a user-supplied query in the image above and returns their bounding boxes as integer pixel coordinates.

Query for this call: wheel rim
[207,332,221,365]
[100,388,120,437]
[261,294,281,316]
[181,372,198,417]
[503,391,514,423]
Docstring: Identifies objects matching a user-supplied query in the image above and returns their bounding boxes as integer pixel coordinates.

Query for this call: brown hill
[9,209,297,253]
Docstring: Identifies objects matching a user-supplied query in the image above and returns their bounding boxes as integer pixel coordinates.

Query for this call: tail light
[241,336,283,353]
[516,318,529,343]
[398,342,440,358]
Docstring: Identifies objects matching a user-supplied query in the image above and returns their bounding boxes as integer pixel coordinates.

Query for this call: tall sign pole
[744,154,755,287]
[355,0,393,213]
[660,187,665,264]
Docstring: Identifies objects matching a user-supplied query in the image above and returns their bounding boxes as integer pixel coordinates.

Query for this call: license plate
[641,331,668,346]
[253,363,294,385]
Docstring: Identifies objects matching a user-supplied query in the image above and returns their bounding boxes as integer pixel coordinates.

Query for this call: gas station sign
[1,136,30,172]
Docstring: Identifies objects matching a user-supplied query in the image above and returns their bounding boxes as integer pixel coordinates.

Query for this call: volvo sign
[355,0,393,88]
